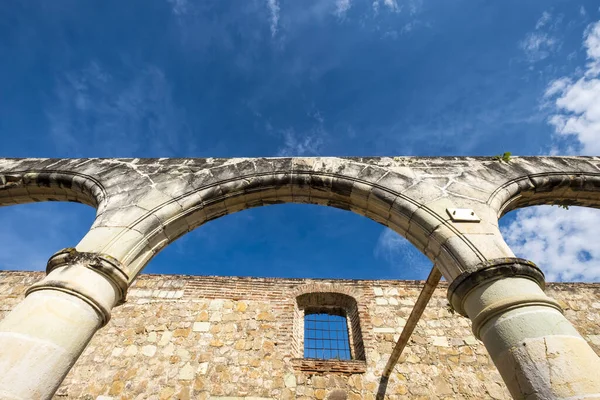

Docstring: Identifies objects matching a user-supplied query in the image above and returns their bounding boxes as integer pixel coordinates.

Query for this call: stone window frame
[291,283,367,374]
[303,307,353,360]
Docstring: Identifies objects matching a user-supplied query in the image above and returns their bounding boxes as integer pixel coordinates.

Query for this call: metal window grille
[304,312,351,360]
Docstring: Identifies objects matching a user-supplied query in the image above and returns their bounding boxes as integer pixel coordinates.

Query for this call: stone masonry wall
[0,271,599,400]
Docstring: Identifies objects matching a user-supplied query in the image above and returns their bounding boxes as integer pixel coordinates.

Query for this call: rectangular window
[303,312,351,360]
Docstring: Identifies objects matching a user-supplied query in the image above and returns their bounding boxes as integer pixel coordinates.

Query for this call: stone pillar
[448,258,600,400]
[0,249,128,400]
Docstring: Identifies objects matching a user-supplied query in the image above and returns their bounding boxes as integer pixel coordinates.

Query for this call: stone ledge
[291,358,367,374]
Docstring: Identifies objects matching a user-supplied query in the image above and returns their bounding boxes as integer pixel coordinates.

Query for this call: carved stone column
[0,249,128,400]
[448,258,600,399]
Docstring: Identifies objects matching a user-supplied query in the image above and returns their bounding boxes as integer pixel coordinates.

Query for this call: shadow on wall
[0,202,96,271]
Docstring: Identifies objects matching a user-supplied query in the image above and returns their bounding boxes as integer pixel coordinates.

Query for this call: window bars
[304,313,352,360]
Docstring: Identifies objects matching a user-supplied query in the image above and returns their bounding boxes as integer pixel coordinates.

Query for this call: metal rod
[382,266,443,377]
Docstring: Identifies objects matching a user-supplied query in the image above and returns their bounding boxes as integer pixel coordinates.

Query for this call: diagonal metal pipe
[382,266,443,377]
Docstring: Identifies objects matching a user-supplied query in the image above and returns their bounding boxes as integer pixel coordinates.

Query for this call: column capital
[25,248,129,325]
[447,257,546,317]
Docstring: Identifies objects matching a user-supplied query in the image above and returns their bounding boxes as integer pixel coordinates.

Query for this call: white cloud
[372,0,380,15]
[544,20,600,154]
[47,62,193,157]
[383,0,400,12]
[267,0,280,36]
[335,0,351,17]
[502,206,600,282]
[520,32,558,62]
[584,20,600,74]
[371,0,421,14]
[536,11,552,30]
[479,20,600,284]
[544,77,571,97]
[374,228,432,274]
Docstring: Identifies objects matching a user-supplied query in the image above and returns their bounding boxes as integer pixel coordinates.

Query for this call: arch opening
[124,170,447,279]
[488,172,600,218]
[499,204,600,282]
[0,170,107,210]
[146,203,431,280]
[0,202,96,271]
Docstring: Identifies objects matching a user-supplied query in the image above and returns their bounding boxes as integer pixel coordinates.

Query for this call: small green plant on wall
[493,152,512,163]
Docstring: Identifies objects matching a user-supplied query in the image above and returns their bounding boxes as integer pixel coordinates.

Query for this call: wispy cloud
[335,0,352,17]
[167,0,188,15]
[372,0,402,13]
[502,206,600,282]
[383,0,400,13]
[271,110,327,156]
[166,0,426,50]
[371,0,425,14]
[544,20,600,154]
[47,61,193,157]
[536,11,552,30]
[374,228,406,262]
[520,11,561,63]
[267,0,280,36]
[372,0,379,15]
[374,228,432,276]
[276,128,325,156]
[520,32,558,62]
[498,20,600,284]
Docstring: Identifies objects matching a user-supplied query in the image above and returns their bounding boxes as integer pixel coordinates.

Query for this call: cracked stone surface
[2,156,600,281]
[2,156,600,400]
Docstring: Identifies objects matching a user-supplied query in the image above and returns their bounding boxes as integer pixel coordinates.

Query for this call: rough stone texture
[3,157,600,399]
[3,156,600,280]
[1,271,598,399]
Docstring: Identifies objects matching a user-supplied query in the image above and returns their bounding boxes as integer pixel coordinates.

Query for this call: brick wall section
[1,271,599,400]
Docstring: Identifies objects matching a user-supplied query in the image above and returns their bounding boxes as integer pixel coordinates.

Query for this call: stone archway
[1,156,600,399]
[0,169,106,209]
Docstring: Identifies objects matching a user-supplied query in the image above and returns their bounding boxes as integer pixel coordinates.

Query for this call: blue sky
[1,1,599,281]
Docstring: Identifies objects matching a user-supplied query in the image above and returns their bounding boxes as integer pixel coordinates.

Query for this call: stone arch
[0,170,106,272]
[0,170,106,210]
[487,171,600,217]
[485,171,600,285]
[3,158,600,399]
[291,282,363,301]
[105,160,479,282]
